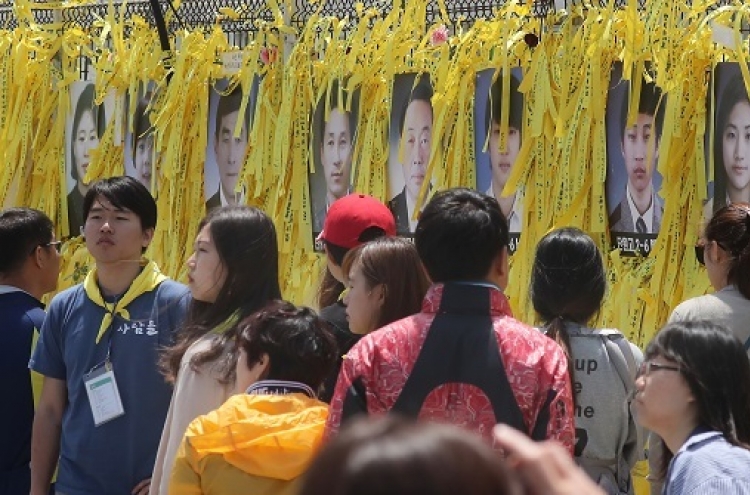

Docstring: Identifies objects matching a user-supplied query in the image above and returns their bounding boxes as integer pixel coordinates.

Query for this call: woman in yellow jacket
[168,301,338,495]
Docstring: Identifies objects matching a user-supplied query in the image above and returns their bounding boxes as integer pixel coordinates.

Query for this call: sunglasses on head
[694,244,705,266]
[694,240,729,266]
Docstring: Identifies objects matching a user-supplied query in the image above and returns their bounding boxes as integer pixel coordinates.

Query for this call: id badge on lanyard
[83,359,125,426]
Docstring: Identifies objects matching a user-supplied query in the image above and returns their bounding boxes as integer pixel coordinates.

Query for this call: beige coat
[149,336,236,495]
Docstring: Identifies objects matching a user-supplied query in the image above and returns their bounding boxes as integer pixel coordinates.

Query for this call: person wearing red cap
[316,194,396,402]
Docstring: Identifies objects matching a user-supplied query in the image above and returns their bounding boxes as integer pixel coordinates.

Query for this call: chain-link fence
[3,0,749,79]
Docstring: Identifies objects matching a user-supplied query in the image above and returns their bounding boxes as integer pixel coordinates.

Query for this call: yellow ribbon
[83,260,168,343]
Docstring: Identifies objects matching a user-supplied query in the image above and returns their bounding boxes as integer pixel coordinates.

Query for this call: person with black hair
[68,83,106,236]
[389,75,433,234]
[531,228,643,494]
[30,176,190,495]
[206,87,250,210]
[150,205,281,495]
[315,194,396,402]
[168,301,338,495]
[609,80,664,234]
[485,72,524,233]
[326,188,574,451]
[0,208,60,495]
[635,321,750,494]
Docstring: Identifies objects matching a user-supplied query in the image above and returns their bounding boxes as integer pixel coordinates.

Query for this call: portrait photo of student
[707,64,750,219]
[125,83,157,195]
[474,68,525,240]
[388,73,434,235]
[205,80,256,211]
[309,82,359,234]
[606,64,665,253]
[65,81,111,237]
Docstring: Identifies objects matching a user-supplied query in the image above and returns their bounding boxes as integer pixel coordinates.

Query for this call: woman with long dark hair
[149,205,281,495]
[635,321,750,494]
[530,227,642,494]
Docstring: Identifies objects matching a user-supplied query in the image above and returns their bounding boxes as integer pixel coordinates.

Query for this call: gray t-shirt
[669,285,750,353]
[555,324,644,493]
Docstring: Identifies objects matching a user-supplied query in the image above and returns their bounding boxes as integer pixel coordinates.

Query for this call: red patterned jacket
[325,283,575,453]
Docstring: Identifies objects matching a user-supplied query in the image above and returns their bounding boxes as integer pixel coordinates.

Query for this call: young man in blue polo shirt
[30,177,190,495]
[0,208,60,495]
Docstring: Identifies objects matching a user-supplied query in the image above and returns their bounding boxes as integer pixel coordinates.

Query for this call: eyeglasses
[637,361,682,377]
[694,241,728,266]
[40,241,63,254]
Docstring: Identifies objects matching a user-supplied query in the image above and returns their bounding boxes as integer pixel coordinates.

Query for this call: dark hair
[237,300,338,392]
[317,268,345,309]
[318,226,389,308]
[70,83,107,182]
[342,237,431,331]
[415,188,509,282]
[214,86,250,140]
[161,205,282,383]
[0,208,54,275]
[530,227,607,400]
[83,176,157,233]
[300,416,521,495]
[704,203,750,299]
[485,72,523,139]
[133,92,153,157]
[646,320,750,477]
[713,75,750,206]
[324,226,389,267]
[619,79,664,144]
[398,74,433,137]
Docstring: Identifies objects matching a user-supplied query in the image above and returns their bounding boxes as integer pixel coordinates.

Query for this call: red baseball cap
[317,194,396,249]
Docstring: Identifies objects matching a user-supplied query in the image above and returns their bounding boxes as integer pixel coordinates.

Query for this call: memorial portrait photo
[707,63,750,220]
[65,80,114,236]
[205,79,258,211]
[388,73,435,235]
[606,63,665,254]
[474,67,525,247]
[309,81,359,235]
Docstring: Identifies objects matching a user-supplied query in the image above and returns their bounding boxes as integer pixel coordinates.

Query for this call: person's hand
[132,478,151,495]
[493,424,604,495]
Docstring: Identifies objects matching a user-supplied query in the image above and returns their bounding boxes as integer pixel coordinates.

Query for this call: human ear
[371,283,387,308]
[141,227,155,249]
[33,246,45,269]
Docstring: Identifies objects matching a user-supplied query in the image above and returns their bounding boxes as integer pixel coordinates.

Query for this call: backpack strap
[595,329,637,390]
[592,329,640,495]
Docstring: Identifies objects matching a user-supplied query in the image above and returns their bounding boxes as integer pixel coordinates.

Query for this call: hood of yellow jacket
[184,393,329,481]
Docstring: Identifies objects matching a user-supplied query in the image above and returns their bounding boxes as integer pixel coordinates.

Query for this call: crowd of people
[2,175,750,495]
